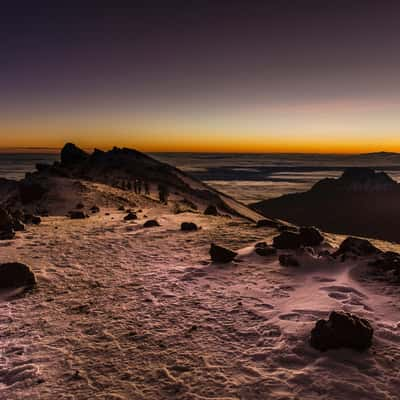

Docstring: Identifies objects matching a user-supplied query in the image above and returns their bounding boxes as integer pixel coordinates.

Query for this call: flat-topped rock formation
[251,168,400,243]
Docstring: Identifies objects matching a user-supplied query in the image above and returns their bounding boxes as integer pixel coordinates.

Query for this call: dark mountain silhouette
[251,167,400,243]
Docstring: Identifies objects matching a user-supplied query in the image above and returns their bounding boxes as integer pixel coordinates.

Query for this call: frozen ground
[0,203,399,399]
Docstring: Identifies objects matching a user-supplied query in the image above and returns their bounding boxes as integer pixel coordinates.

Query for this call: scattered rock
[0,262,36,288]
[181,222,198,231]
[124,212,137,221]
[209,243,237,263]
[204,205,218,216]
[299,226,324,246]
[69,211,87,219]
[254,242,277,257]
[273,232,301,249]
[279,254,300,267]
[333,237,381,258]
[310,311,373,351]
[256,219,277,228]
[90,205,100,213]
[143,219,160,228]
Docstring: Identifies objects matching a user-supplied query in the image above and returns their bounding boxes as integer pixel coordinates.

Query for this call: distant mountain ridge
[251,167,400,243]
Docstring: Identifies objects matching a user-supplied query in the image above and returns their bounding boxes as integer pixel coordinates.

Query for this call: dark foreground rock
[279,254,300,267]
[24,214,41,225]
[0,262,36,288]
[204,205,218,216]
[124,212,137,221]
[210,243,237,263]
[90,205,100,213]
[273,232,301,249]
[333,237,381,258]
[143,220,160,228]
[299,226,324,246]
[0,208,15,240]
[255,242,277,257]
[181,222,198,231]
[310,311,373,351]
[69,211,87,219]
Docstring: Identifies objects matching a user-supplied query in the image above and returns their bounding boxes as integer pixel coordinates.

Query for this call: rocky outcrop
[60,143,89,166]
[333,237,381,258]
[209,243,237,263]
[310,311,373,351]
[0,262,36,288]
[251,168,400,243]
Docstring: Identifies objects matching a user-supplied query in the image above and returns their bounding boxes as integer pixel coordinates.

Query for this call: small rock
[209,243,237,263]
[69,211,87,219]
[279,254,300,267]
[310,311,373,351]
[181,222,198,231]
[124,212,137,221]
[0,262,36,288]
[143,219,160,228]
[90,205,100,213]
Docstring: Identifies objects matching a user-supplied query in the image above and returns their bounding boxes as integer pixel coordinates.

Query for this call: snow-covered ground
[0,201,399,399]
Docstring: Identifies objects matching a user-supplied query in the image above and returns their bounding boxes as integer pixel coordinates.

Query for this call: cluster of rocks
[0,207,43,240]
[310,311,373,352]
[273,226,324,250]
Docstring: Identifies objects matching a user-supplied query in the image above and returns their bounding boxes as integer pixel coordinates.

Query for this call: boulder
[209,243,237,263]
[204,205,218,216]
[124,212,137,221]
[299,226,324,246]
[69,211,87,219]
[310,311,373,351]
[279,254,300,267]
[0,262,36,288]
[333,237,381,258]
[256,219,277,228]
[181,222,198,231]
[273,232,301,249]
[143,219,160,228]
[254,242,277,257]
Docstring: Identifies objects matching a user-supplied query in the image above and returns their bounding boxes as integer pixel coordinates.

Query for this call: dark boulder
[19,182,47,204]
[181,222,198,231]
[273,232,301,249]
[256,219,278,228]
[210,243,237,263]
[0,262,36,288]
[60,143,89,166]
[69,211,87,219]
[310,311,373,351]
[204,205,218,216]
[299,226,324,246]
[143,219,160,228]
[124,212,137,221]
[279,254,300,267]
[333,237,381,258]
[255,242,277,257]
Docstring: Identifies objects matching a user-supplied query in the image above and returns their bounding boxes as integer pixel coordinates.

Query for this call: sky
[1,1,400,153]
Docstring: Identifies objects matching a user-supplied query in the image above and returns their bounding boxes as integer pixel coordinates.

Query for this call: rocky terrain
[251,167,400,243]
[0,147,399,400]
